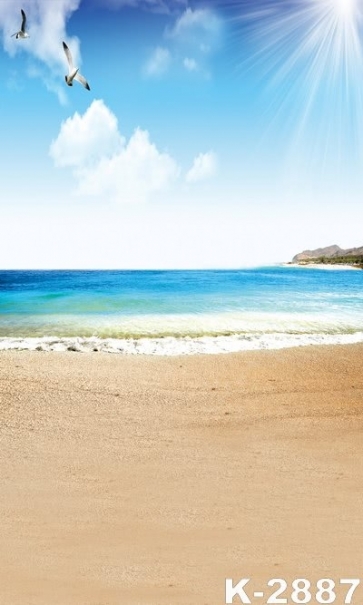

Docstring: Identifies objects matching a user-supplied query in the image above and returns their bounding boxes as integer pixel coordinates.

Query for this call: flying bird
[62,41,90,90]
[11,9,29,39]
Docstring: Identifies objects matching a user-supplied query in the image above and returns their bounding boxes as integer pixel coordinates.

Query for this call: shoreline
[1,330,363,354]
[281,262,362,270]
[1,344,363,604]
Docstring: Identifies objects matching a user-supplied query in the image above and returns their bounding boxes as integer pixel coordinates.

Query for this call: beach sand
[1,345,363,605]
[282,263,361,270]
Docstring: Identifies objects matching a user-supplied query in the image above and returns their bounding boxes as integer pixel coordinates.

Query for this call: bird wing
[62,41,74,69]
[21,9,26,33]
[75,72,90,90]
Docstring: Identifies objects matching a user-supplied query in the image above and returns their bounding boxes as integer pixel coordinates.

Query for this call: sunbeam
[229,0,363,174]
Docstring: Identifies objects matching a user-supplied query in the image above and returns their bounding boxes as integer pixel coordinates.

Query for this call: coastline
[281,262,361,270]
[1,330,363,353]
[1,344,363,604]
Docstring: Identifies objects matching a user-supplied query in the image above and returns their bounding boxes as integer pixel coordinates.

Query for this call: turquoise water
[0,267,362,354]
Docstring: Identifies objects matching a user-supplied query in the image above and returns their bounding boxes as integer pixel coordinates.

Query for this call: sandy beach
[281,263,361,270]
[1,345,363,605]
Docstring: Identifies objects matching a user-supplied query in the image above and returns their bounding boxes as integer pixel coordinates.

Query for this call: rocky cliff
[293,245,363,262]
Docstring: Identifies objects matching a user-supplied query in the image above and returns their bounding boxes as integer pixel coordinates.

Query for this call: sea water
[0,267,362,354]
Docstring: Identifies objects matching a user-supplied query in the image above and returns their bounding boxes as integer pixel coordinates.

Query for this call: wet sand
[0,345,363,605]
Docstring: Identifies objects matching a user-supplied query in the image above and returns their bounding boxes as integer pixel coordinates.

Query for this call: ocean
[0,266,362,355]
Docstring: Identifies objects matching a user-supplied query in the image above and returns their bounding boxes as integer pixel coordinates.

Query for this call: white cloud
[162,7,223,78]
[77,128,180,202]
[50,100,123,167]
[144,46,171,77]
[167,8,222,42]
[49,99,181,204]
[186,151,217,183]
[94,0,187,14]
[183,57,198,71]
[0,0,82,97]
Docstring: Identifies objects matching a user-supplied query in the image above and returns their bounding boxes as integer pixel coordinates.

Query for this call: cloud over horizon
[49,99,181,203]
[50,99,217,202]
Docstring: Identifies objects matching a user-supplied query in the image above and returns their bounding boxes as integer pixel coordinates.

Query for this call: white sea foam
[1,332,363,355]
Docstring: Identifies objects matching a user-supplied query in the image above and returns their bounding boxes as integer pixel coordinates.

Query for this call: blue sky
[1,0,363,268]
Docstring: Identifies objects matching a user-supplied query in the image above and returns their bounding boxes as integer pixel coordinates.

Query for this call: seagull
[11,9,29,39]
[62,41,90,90]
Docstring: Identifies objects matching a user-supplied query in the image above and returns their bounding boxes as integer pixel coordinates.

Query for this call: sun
[234,0,363,170]
[333,0,357,19]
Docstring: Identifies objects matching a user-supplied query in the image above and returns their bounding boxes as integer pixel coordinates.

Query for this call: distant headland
[287,245,363,268]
